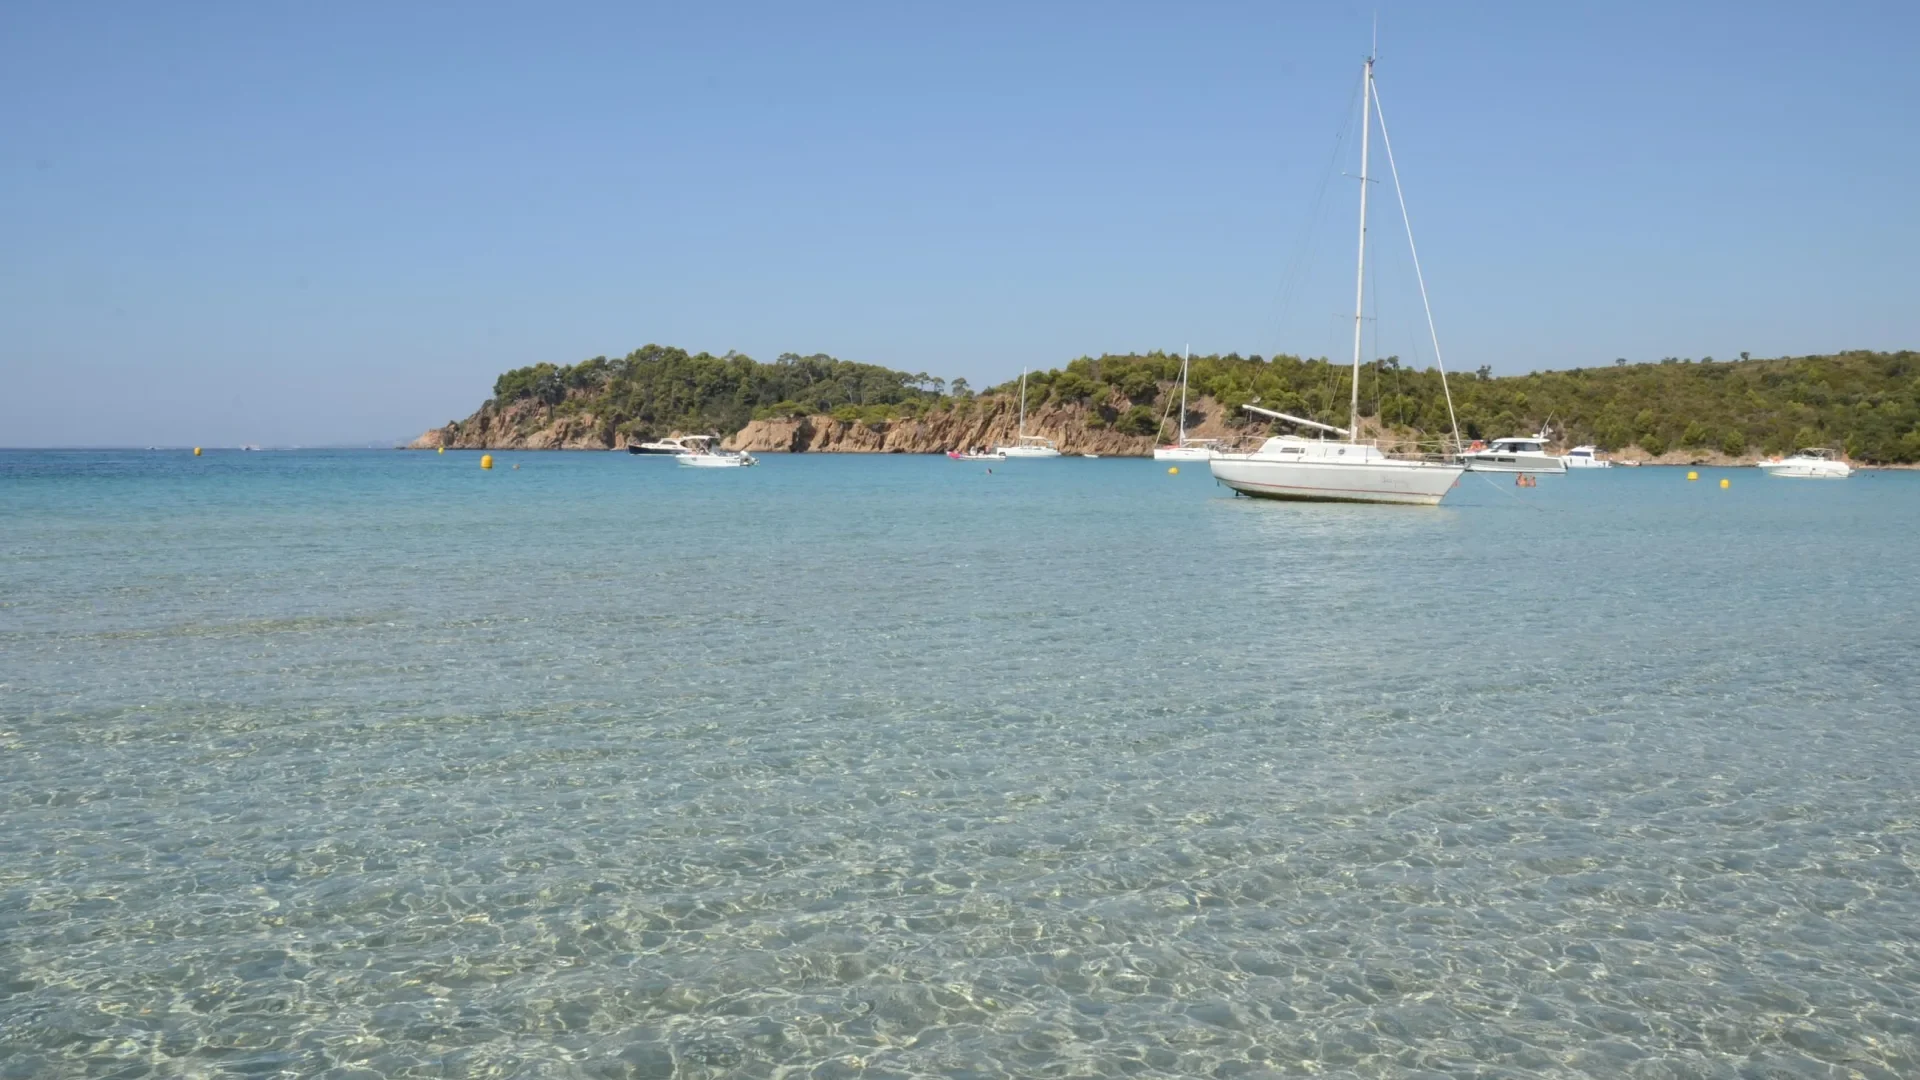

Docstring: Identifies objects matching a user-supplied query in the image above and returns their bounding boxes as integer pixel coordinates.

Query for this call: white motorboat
[1154,346,1221,461]
[1757,448,1851,478]
[629,435,708,455]
[994,369,1062,458]
[1209,53,1465,506]
[1458,435,1568,474]
[671,435,757,467]
[1562,445,1612,468]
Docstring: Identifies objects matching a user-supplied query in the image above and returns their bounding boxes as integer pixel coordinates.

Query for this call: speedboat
[1457,436,1567,474]
[671,435,757,467]
[1562,445,1612,468]
[1757,448,1851,478]
[993,369,1063,457]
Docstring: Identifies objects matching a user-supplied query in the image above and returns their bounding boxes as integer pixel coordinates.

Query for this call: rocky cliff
[723,397,1244,455]
[408,399,619,450]
[411,393,1247,455]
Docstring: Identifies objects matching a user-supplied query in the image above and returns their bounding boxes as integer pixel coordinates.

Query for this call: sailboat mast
[1178,345,1189,443]
[1018,367,1027,438]
[1348,55,1373,443]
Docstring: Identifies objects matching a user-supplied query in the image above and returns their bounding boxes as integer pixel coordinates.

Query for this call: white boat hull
[1563,456,1611,468]
[1210,454,1464,506]
[1757,460,1850,478]
[676,453,755,468]
[997,446,1061,458]
[1153,445,1214,461]
[1458,450,1567,474]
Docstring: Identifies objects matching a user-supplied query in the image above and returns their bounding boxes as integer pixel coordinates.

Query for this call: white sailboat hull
[998,445,1061,458]
[1153,445,1214,461]
[1210,452,1464,506]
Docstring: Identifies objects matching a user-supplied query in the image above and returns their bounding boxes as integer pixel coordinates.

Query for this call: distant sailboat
[995,368,1062,458]
[1209,51,1465,506]
[1154,346,1217,461]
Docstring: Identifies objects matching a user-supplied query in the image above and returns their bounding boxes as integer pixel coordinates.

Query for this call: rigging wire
[1369,75,1463,452]
[1269,68,1366,362]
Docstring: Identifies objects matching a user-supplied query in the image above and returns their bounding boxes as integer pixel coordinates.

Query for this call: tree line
[481,346,1920,462]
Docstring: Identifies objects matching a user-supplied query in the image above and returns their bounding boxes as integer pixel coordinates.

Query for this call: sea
[2,448,1917,1079]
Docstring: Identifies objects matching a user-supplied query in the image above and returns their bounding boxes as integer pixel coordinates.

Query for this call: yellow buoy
[1720,477,1730,489]
[1168,466,1179,475]
[480,454,493,470]
[1686,470,1698,481]
[437,446,444,454]
[193,447,202,456]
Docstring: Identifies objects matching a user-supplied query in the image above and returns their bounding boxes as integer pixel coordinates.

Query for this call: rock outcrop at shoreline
[722,397,1237,456]
[408,399,619,451]
[410,394,1245,456]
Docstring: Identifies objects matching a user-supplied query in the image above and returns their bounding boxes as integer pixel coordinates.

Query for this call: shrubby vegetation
[487,346,948,443]
[485,345,1920,462]
[989,349,1920,462]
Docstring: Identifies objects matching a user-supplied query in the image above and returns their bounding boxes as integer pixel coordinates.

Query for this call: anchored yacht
[1208,53,1465,505]
[629,436,708,455]
[669,435,757,468]
[1154,346,1220,461]
[1562,445,1612,468]
[1757,448,1851,479]
[994,369,1062,457]
[1457,436,1568,474]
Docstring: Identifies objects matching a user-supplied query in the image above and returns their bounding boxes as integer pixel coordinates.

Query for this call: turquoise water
[3,449,1918,1078]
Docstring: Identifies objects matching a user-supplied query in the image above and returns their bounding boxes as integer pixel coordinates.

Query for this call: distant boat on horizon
[995,369,1062,458]
[1153,346,1218,462]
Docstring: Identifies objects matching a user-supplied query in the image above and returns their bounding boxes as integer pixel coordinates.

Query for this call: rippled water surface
[3,449,1918,1078]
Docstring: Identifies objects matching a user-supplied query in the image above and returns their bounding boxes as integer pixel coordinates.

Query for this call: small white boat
[1154,346,1221,461]
[671,435,757,467]
[1562,445,1612,468]
[1081,453,1101,459]
[1457,436,1568,474]
[948,449,1006,461]
[1757,448,1851,479]
[994,369,1062,458]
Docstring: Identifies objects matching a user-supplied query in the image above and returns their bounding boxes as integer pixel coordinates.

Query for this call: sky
[3,1,1916,446]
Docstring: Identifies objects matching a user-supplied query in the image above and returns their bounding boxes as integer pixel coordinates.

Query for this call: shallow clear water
[3,449,1917,1079]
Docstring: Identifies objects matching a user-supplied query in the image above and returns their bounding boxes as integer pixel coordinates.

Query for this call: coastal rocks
[409,389,1250,456]
[409,400,616,451]
[725,396,1239,457]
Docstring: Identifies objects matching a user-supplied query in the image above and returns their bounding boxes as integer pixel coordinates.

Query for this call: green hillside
[993,349,1920,462]
[482,346,1920,462]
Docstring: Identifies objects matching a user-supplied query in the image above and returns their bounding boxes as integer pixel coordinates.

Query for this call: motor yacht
[1757,448,1851,478]
[1456,436,1567,474]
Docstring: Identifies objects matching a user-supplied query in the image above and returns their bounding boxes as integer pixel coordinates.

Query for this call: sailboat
[1154,346,1219,461]
[1209,52,1465,506]
[994,368,1062,457]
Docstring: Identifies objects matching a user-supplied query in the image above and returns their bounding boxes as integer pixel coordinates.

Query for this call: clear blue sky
[3,1,1916,446]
